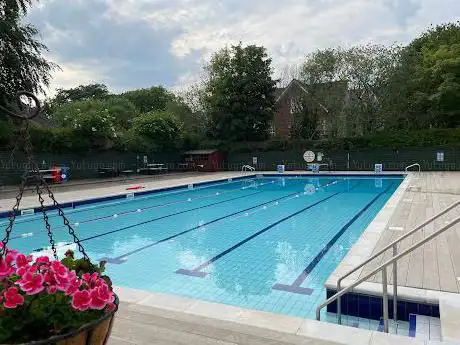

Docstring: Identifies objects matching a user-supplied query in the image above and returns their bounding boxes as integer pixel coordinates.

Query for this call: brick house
[272,79,348,138]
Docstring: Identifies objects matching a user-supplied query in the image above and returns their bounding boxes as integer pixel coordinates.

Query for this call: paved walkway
[0,171,253,210]
[360,172,460,293]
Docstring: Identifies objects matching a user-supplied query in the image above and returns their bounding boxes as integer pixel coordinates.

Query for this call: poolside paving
[359,172,460,293]
[0,171,254,210]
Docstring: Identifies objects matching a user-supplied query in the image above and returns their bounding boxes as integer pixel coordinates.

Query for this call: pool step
[324,313,441,340]
[409,314,442,342]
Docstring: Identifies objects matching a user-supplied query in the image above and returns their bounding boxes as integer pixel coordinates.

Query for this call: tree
[300,45,400,137]
[130,111,183,151]
[122,86,173,113]
[0,0,57,109]
[384,23,460,129]
[46,84,110,113]
[290,99,320,140]
[51,99,122,145]
[204,43,277,141]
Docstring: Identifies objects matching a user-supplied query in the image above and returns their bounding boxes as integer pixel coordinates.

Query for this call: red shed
[182,150,224,172]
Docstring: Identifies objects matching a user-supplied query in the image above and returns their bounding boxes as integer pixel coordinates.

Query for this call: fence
[0,147,458,186]
[226,147,460,172]
[0,151,182,185]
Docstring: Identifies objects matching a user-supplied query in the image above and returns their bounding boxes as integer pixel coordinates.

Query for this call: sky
[28,0,460,96]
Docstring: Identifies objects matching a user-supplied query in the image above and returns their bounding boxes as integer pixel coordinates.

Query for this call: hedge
[2,127,460,154]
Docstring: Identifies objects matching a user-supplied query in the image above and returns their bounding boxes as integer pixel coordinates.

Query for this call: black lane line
[9,178,256,228]
[176,192,342,278]
[45,180,275,232]
[32,189,266,252]
[272,182,394,295]
[101,189,305,264]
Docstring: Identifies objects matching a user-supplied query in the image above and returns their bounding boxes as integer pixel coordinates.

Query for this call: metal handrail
[333,199,460,325]
[405,163,421,172]
[316,200,460,333]
[241,165,255,172]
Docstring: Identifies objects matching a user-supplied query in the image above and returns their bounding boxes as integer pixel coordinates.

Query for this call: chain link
[1,92,90,261]
[35,183,58,260]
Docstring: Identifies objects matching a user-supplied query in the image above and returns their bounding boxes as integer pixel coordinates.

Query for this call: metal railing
[316,200,460,333]
[241,165,255,172]
[405,163,421,172]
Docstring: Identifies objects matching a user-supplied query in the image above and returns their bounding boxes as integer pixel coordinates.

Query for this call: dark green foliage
[122,86,173,113]
[0,0,58,109]
[205,43,277,141]
[385,22,460,130]
[45,84,110,114]
[130,111,183,151]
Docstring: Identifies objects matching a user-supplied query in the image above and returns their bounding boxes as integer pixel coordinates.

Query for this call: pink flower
[71,290,91,311]
[106,302,116,312]
[3,287,24,309]
[15,254,30,268]
[0,258,14,278]
[50,261,68,276]
[65,271,81,296]
[35,256,50,265]
[89,283,113,310]
[16,272,45,295]
[82,272,100,288]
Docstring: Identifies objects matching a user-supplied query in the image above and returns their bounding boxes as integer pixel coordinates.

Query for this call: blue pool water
[3,176,402,319]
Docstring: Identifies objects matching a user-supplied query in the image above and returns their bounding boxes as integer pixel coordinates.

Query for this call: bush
[131,111,183,151]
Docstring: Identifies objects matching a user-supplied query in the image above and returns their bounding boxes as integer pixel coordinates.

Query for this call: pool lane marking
[30,179,340,250]
[101,179,342,263]
[5,177,260,227]
[44,180,276,231]
[101,189,306,264]
[32,189,266,253]
[272,183,394,295]
[22,180,272,245]
[176,192,342,278]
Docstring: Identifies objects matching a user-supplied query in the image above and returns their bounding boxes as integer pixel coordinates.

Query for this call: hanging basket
[2,296,118,345]
[0,93,119,345]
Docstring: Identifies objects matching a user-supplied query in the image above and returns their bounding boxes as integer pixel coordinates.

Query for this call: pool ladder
[241,165,255,172]
[405,163,421,172]
[316,199,460,333]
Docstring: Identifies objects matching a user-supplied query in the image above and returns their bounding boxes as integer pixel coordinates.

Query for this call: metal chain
[1,92,91,261]
[0,122,33,257]
[35,183,58,260]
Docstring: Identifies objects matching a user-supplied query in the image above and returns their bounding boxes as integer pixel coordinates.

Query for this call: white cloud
[33,0,460,93]
[44,57,110,97]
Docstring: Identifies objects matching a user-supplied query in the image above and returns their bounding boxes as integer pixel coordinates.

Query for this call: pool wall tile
[326,289,440,321]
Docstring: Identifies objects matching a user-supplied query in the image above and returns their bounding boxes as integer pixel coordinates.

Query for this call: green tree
[122,86,173,113]
[300,45,399,137]
[385,23,460,129]
[205,43,277,141]
[131,111,183,151]
[46,84,110,113]
[290,99,320,139]
[0,0,57,109]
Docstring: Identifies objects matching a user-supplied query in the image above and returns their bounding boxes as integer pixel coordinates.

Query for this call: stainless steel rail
[316,200,460,332]
[241,165,255,172]
[405,163,421,172]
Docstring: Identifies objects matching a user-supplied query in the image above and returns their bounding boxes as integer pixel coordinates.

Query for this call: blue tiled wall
[326,289,439,321]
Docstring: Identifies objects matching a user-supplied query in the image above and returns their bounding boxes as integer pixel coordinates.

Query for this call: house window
[269,124,275,136]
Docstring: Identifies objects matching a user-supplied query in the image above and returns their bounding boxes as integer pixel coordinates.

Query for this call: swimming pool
[4,175,402,319]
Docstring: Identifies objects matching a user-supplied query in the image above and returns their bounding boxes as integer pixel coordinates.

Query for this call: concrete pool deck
[110,286,451,345]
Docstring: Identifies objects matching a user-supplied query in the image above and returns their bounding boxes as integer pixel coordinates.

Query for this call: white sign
[252,157,258,165]
[303,150,315,163]
[437,152,444,162]
[317,152,323,162]
[375,164,383,173]
[143,155,148,164]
